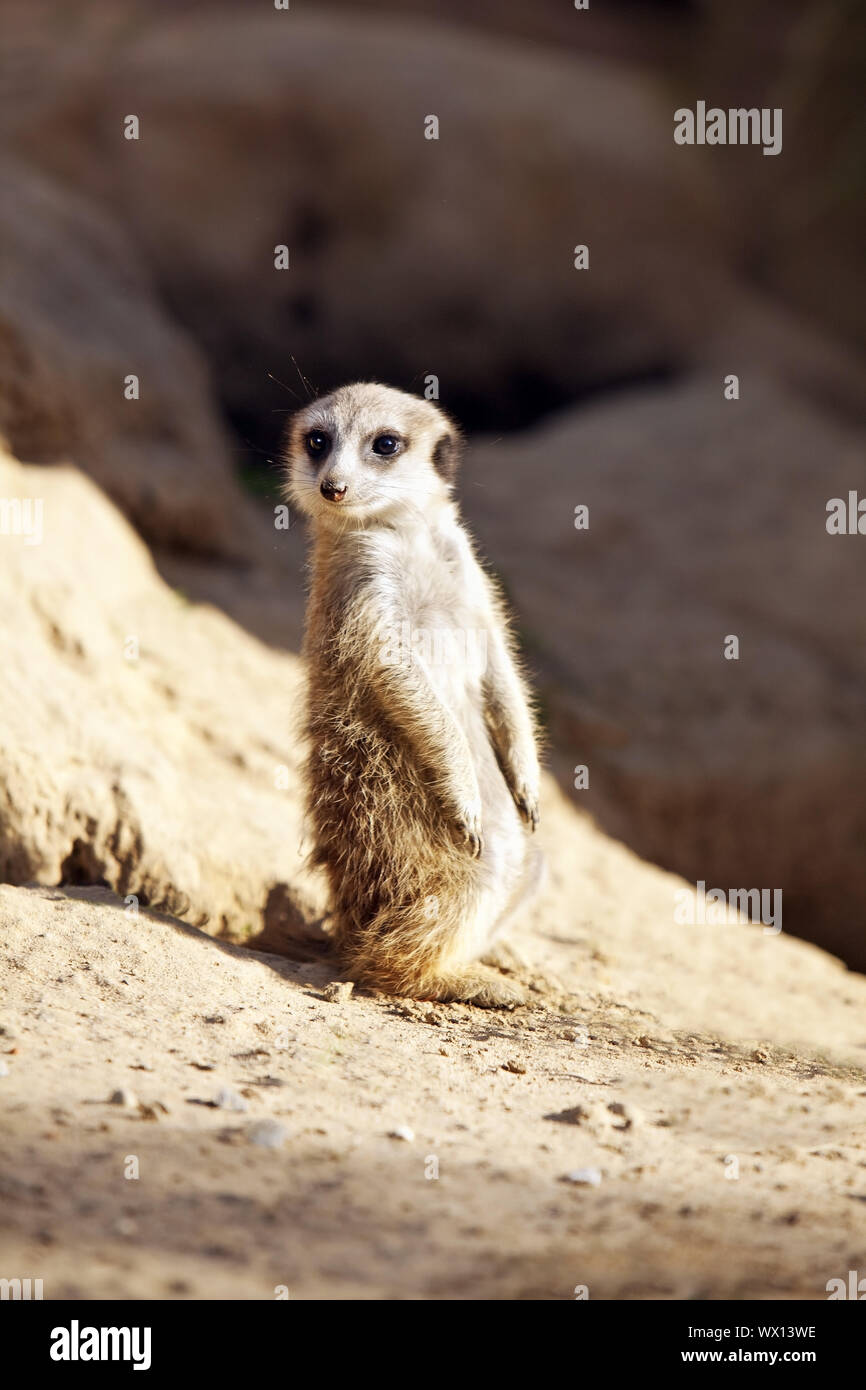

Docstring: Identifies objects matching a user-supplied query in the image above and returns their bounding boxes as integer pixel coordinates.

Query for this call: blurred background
[1,0,864,962]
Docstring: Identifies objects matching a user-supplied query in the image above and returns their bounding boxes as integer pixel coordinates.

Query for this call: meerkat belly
[418,605,527,915]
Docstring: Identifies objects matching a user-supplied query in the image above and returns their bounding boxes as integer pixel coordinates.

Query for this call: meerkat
[284,382,542,1007]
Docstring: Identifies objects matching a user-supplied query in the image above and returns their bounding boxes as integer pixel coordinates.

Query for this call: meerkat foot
[421,966,526,1009]
[481,940,530,972]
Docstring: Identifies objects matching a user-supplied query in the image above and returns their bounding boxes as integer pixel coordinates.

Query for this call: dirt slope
[2,805,865,1300]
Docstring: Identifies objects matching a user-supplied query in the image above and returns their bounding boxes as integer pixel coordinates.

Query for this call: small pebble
[139,1101,170,1120]
[389,1125,415,1142]
[247,1120,290,1149]
[109,1087,137,1107]
[502,1059,526,1074]
[0,1060,9,1077]
[215,1088,248,1112]
[563,1168,603,1187]
[323,981,354,1003]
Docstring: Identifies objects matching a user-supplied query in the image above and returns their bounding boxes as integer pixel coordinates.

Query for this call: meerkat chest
[401,527,483,621]
[394,528,488,698]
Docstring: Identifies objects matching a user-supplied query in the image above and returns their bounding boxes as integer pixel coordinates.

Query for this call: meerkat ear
[432,428,463,484]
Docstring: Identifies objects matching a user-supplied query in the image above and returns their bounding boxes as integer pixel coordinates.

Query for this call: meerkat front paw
[507,770,540,830]
[454,801,484,858]
[513,785,539,831]
[502,748,540,830]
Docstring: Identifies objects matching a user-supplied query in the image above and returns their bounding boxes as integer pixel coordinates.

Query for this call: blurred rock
[0,446,325,939]
[2,6,862,479]
[0,158,256,557]
[680,0,866,362]
[464,373,866,966]
[0,9,781,442]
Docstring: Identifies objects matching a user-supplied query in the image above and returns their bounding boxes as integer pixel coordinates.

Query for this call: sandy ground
[2,778,865,1301]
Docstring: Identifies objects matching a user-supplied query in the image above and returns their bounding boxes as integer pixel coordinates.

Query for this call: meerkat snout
[320,478,347,502]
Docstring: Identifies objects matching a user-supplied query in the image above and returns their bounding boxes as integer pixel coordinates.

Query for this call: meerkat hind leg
[421,965,526,1010]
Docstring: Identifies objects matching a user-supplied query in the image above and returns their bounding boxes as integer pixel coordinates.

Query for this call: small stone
[0,1059,9,1077]
[247,1119,290,1149]
[608,1101,638,1130]
[323,981,354,1003]
[109,1087,137,1107]
[214,1088,248,1112]
[389,1125,415,1142]
[545,1105,589,1126]
[752,1048,770,1063]
[562,1168,603,1186]
[502,1059,526,1074]
[139,1101,170,1120]
[560,1029,578,1042]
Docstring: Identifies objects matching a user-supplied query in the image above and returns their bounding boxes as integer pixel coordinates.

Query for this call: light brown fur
[284,383,542,1006]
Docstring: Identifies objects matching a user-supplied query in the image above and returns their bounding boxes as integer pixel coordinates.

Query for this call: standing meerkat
[285,382,542,1007]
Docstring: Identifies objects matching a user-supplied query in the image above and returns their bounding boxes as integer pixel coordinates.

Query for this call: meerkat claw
[457,820,484,857]
[514,790,540,830]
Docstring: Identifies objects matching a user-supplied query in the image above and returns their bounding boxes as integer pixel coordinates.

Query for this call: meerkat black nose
[320,479,347,502]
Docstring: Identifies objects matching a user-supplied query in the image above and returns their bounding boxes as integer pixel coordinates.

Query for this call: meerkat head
[284,382,463,529]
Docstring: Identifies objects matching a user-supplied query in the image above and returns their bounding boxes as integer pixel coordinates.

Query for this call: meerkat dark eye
[305,429,331,460]
[372,434,401,457]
